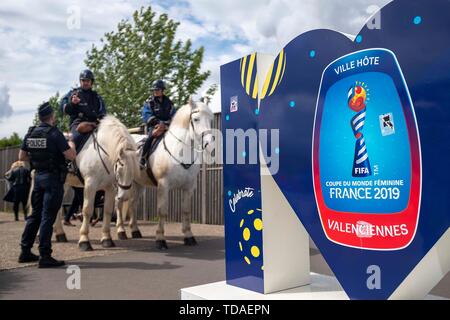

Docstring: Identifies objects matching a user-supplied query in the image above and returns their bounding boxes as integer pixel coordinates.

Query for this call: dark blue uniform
[20,123,70,257]
[60,88,106,151]
[141,95,176,159]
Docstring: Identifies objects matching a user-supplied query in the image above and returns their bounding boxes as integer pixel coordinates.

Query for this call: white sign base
[180,273,446,300]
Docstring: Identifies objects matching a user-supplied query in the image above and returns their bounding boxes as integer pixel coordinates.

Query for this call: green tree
[0,132,22,148]
[85,6,210,127]
[33,92,69,132]
[200,84,218,105]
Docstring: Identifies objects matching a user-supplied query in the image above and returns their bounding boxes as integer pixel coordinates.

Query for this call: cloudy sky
[0,0,391,138]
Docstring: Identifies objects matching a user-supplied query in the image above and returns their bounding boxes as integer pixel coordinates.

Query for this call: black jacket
[61,88,107,127]
[5,167,30,186]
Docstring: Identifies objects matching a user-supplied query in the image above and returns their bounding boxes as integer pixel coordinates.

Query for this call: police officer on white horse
[140,79,176,166]
[61,69,107,152]
[18,103,76,267]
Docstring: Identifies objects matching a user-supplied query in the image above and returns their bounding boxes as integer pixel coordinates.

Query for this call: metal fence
[0,114,224,225]
[0,146,19,213]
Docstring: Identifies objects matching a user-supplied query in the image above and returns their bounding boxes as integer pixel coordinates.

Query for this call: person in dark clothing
[60,69,107,152]
[18,102,76,268]
[140,79,176,166]
[4,161,31,221]
[64,187,84,226]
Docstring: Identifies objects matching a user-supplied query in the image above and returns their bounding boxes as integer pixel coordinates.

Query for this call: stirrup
[139,156,147,169]
[68,161,81,178]
[67,162,76,174]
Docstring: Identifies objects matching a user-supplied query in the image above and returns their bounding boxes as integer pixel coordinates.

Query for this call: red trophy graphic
[348,83,371,177]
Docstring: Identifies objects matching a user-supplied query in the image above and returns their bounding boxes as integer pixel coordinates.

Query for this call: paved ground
[0,211,449,299]
[0,212,223,270]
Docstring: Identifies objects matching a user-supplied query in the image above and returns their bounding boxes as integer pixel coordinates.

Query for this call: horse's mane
[98,115,137,165]
[170,100,213,129]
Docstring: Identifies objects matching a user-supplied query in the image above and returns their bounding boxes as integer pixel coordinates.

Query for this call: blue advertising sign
[222,0,450,299]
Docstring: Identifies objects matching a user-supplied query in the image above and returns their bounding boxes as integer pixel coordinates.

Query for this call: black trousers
[13,185,29,220]
[20,172,64,256]
[141,127,155,159]
[65,187,83,222]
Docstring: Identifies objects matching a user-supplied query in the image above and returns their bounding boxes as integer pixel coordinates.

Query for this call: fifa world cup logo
[348,83,371,177]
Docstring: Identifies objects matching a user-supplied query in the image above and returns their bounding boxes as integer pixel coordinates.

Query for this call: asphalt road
[1,238,449,299]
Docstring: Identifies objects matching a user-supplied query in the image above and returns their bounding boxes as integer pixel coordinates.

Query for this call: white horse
[116,98,214,249]
[52,115,139,251]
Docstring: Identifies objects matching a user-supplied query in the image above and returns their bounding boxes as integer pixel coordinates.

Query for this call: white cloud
[184,0,392,105]
[0,111,35,138]
[0,0,393,137]
[0,84,13,118]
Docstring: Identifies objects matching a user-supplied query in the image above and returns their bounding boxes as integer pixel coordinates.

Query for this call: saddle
[137,135,164,187]
[76,121,96,134]
[137,135,163,157]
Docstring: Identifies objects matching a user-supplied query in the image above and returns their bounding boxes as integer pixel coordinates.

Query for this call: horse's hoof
[101,239,116,248]
[131,230,143,239]
[55,234,68,243]
[118,231,128,240]
[79,241,93,251]
[184,237,198,246]
[156,240,168,250]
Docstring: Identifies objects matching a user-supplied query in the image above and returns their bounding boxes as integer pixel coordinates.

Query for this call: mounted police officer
[18,102,76,267]
[140,79,176,166]
[60,69,107,152]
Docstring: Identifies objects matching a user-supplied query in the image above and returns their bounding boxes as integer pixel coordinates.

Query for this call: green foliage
[200,83,218,105]
[33,92,69,132]
[0,132,22,148]
[85,6,210,127]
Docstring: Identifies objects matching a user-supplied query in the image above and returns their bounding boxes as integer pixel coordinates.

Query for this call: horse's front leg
[182,189,197,246]
[116,196,128,240]
[101,187,116,248]
[54,209,67,243]
[156,184,169,250]
[79,183,96,251]
[129,183,143,239]
[54,184,69,243]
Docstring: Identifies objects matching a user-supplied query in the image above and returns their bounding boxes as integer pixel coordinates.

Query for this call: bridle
[114,158,133,190]
[92,130,133,190]
[162,107,211,170]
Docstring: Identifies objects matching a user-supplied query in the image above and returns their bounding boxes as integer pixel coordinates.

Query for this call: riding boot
[67,161,76,174]
[140,136,154,167]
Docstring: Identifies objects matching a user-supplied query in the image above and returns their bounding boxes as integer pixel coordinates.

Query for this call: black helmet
[80,69,95,82]
[152,79,166,91]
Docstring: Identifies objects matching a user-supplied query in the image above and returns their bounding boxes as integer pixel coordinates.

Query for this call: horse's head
[114,148,139,202]
[97,116,140,202]
[188,97,215,155]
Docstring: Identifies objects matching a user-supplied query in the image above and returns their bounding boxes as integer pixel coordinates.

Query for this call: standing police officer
[140,79,176,166]
[18,102,76,267]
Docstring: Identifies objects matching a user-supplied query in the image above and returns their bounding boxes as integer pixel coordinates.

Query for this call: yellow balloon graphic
[240,53,259,99]
[240,49,286,101]
[260,49,287,100]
